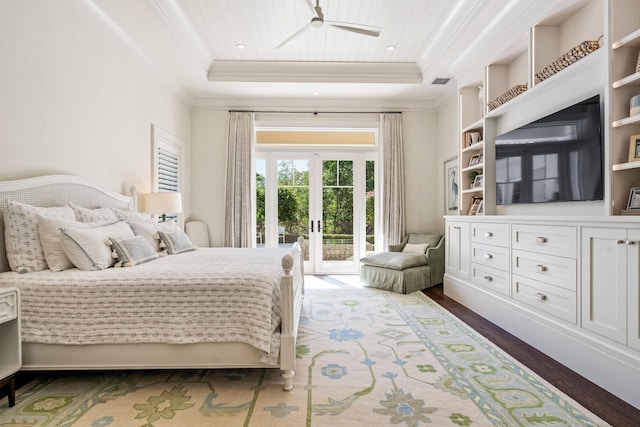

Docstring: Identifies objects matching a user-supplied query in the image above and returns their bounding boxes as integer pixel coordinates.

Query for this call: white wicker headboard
[0,175,133,273]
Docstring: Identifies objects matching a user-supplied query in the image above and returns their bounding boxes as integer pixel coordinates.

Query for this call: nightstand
[0,287,21,408]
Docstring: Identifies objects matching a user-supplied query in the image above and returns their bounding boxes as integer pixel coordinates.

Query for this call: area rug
[0,276,608,426]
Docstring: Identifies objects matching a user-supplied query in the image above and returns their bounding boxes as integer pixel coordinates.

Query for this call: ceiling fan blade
[276,23,312,49]
[304,0,318,17]
[326,20,381,37]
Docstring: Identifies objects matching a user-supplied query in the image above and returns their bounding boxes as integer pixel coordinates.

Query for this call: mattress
[0,247,294,364]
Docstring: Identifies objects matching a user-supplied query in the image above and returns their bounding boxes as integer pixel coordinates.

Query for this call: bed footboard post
[282,370,294,391]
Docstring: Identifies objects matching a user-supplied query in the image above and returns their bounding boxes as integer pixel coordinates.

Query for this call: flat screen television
[495,95,603,205]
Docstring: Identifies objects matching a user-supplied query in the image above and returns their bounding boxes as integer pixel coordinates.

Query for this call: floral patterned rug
[0,276,608,426]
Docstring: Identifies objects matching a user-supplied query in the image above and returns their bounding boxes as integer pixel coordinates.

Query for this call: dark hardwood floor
[423,284,640,427]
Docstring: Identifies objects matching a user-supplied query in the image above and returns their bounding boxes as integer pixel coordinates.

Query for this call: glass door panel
[321,160,354,264]
[277,159,310,262]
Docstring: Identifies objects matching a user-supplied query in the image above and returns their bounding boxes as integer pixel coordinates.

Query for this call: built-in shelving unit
[459,88,488,216]
[610,0,640,214]
[456,0,625,216]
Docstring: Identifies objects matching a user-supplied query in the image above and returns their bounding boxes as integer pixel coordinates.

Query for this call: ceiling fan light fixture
[311,17,323,28]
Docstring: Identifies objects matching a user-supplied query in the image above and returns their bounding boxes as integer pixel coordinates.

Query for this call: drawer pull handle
[617,240,625,245]
[627,240,637,245]
[535,236,547,244]
[485,232,493,237]
[536,264,547,272]
[484,254,493,259]
[483,275,493,281]
[534,292,547,301]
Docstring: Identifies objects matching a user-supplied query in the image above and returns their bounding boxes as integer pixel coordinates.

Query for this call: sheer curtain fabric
[224,112,255,247]
[380,113,405,249]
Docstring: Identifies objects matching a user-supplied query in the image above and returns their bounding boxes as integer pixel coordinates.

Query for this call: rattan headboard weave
[0,175,133,273]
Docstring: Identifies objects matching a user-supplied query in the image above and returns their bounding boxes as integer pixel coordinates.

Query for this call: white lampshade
[141,192,183,218]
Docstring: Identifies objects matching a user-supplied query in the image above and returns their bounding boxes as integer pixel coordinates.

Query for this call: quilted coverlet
[0,247,295,364]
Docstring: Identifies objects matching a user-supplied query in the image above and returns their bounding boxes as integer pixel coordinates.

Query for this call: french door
[256,152,376,274]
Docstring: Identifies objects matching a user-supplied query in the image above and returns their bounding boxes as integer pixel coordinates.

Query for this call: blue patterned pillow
[109,235,159,267]
[157,230,196,255]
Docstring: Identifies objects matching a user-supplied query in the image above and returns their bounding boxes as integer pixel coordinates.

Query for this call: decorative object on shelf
[472,174,484,189]
[468,196,483,215]
[487,84,528,111]
[465,131,482,147]
[534,36,602,84]
[468,153,482,167]
[636,52,640,73]
[631,95,640,117]
[628,135,640,162]
[444,157,459,215]
[468,170,479,186]
[627,187,640,209]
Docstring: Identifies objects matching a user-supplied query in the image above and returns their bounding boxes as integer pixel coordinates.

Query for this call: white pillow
[402,243,429,254]
[110,207,148,223]
[109,235,159,267]
[4,199,75,273]
[60,221,134,270]
[38,217,112,272]
[68,201,117,223]
[129,220,178,252]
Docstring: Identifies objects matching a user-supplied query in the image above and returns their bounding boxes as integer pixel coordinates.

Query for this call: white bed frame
[0,175,304,390]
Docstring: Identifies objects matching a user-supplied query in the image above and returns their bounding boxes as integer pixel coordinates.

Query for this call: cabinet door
[446,221,470,279]
[581,228,627,344]
[628,229,640,351]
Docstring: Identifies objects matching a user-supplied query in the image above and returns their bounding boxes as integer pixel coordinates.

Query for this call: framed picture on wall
[444,157,459,215]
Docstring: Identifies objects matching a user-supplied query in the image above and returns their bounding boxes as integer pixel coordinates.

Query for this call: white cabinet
[582,227,640,347]
[0,287,20,407]
[445,221,470,279]
[444,216,640,408]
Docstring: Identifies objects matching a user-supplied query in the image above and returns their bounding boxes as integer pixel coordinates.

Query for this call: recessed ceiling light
[386,45,396,51]
[236,43,246,49]
[312,91,320,95]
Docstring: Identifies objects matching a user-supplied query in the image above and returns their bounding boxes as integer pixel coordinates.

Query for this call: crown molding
[207,61,423,84]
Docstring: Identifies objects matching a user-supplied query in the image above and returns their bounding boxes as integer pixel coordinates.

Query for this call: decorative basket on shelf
[534,36,602,84]
[487,84,528,111]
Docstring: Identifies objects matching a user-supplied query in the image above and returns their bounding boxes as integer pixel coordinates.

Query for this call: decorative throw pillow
[4,199,75,273]
[60,220,134,270]
[157,230,196,255]
[110,207,148,223]
[129,220,178,252]
[68,201,117,223]
[109,235,159,267]
[402,243,429,254]
[38,217,111,272]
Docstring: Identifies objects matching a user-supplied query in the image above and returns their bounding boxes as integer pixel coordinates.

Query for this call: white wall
[189,109,442,246]
[0,0,191,206]
[436,96,460,231]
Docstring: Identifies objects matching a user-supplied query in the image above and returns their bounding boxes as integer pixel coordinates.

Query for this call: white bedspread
[0,247,295,365]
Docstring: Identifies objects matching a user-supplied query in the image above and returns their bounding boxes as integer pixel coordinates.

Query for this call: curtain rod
[228,110,401,115]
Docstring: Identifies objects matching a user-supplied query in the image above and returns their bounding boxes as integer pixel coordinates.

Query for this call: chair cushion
[360,252,428,270]
[407,233,442,247]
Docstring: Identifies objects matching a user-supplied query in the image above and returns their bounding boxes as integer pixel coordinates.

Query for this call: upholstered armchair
[360,232,445,294]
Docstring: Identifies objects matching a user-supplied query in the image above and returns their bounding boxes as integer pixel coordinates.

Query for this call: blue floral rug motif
[0,276,608,426]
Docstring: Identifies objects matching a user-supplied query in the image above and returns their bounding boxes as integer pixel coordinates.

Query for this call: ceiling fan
[276,0,382,49]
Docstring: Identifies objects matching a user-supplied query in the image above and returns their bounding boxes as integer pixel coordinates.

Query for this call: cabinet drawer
[472,222,509,247]
[0,291,17,323]
[472,243,509,271]
[512,224,576,258]
[512,250,577,291]
[471,264,510,297]
[512,275,576,324]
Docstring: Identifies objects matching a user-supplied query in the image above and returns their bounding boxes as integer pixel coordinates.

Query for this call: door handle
[310,221,314,232]
[317,220,322,232]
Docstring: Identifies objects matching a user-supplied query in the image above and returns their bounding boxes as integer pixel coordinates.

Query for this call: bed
[0,175,304,391]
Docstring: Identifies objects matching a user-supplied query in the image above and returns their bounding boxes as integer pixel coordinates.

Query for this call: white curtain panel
[380,113,406,248]
[224,112,255,247]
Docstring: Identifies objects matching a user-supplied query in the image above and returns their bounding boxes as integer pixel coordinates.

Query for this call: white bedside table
[0,287,21,408]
